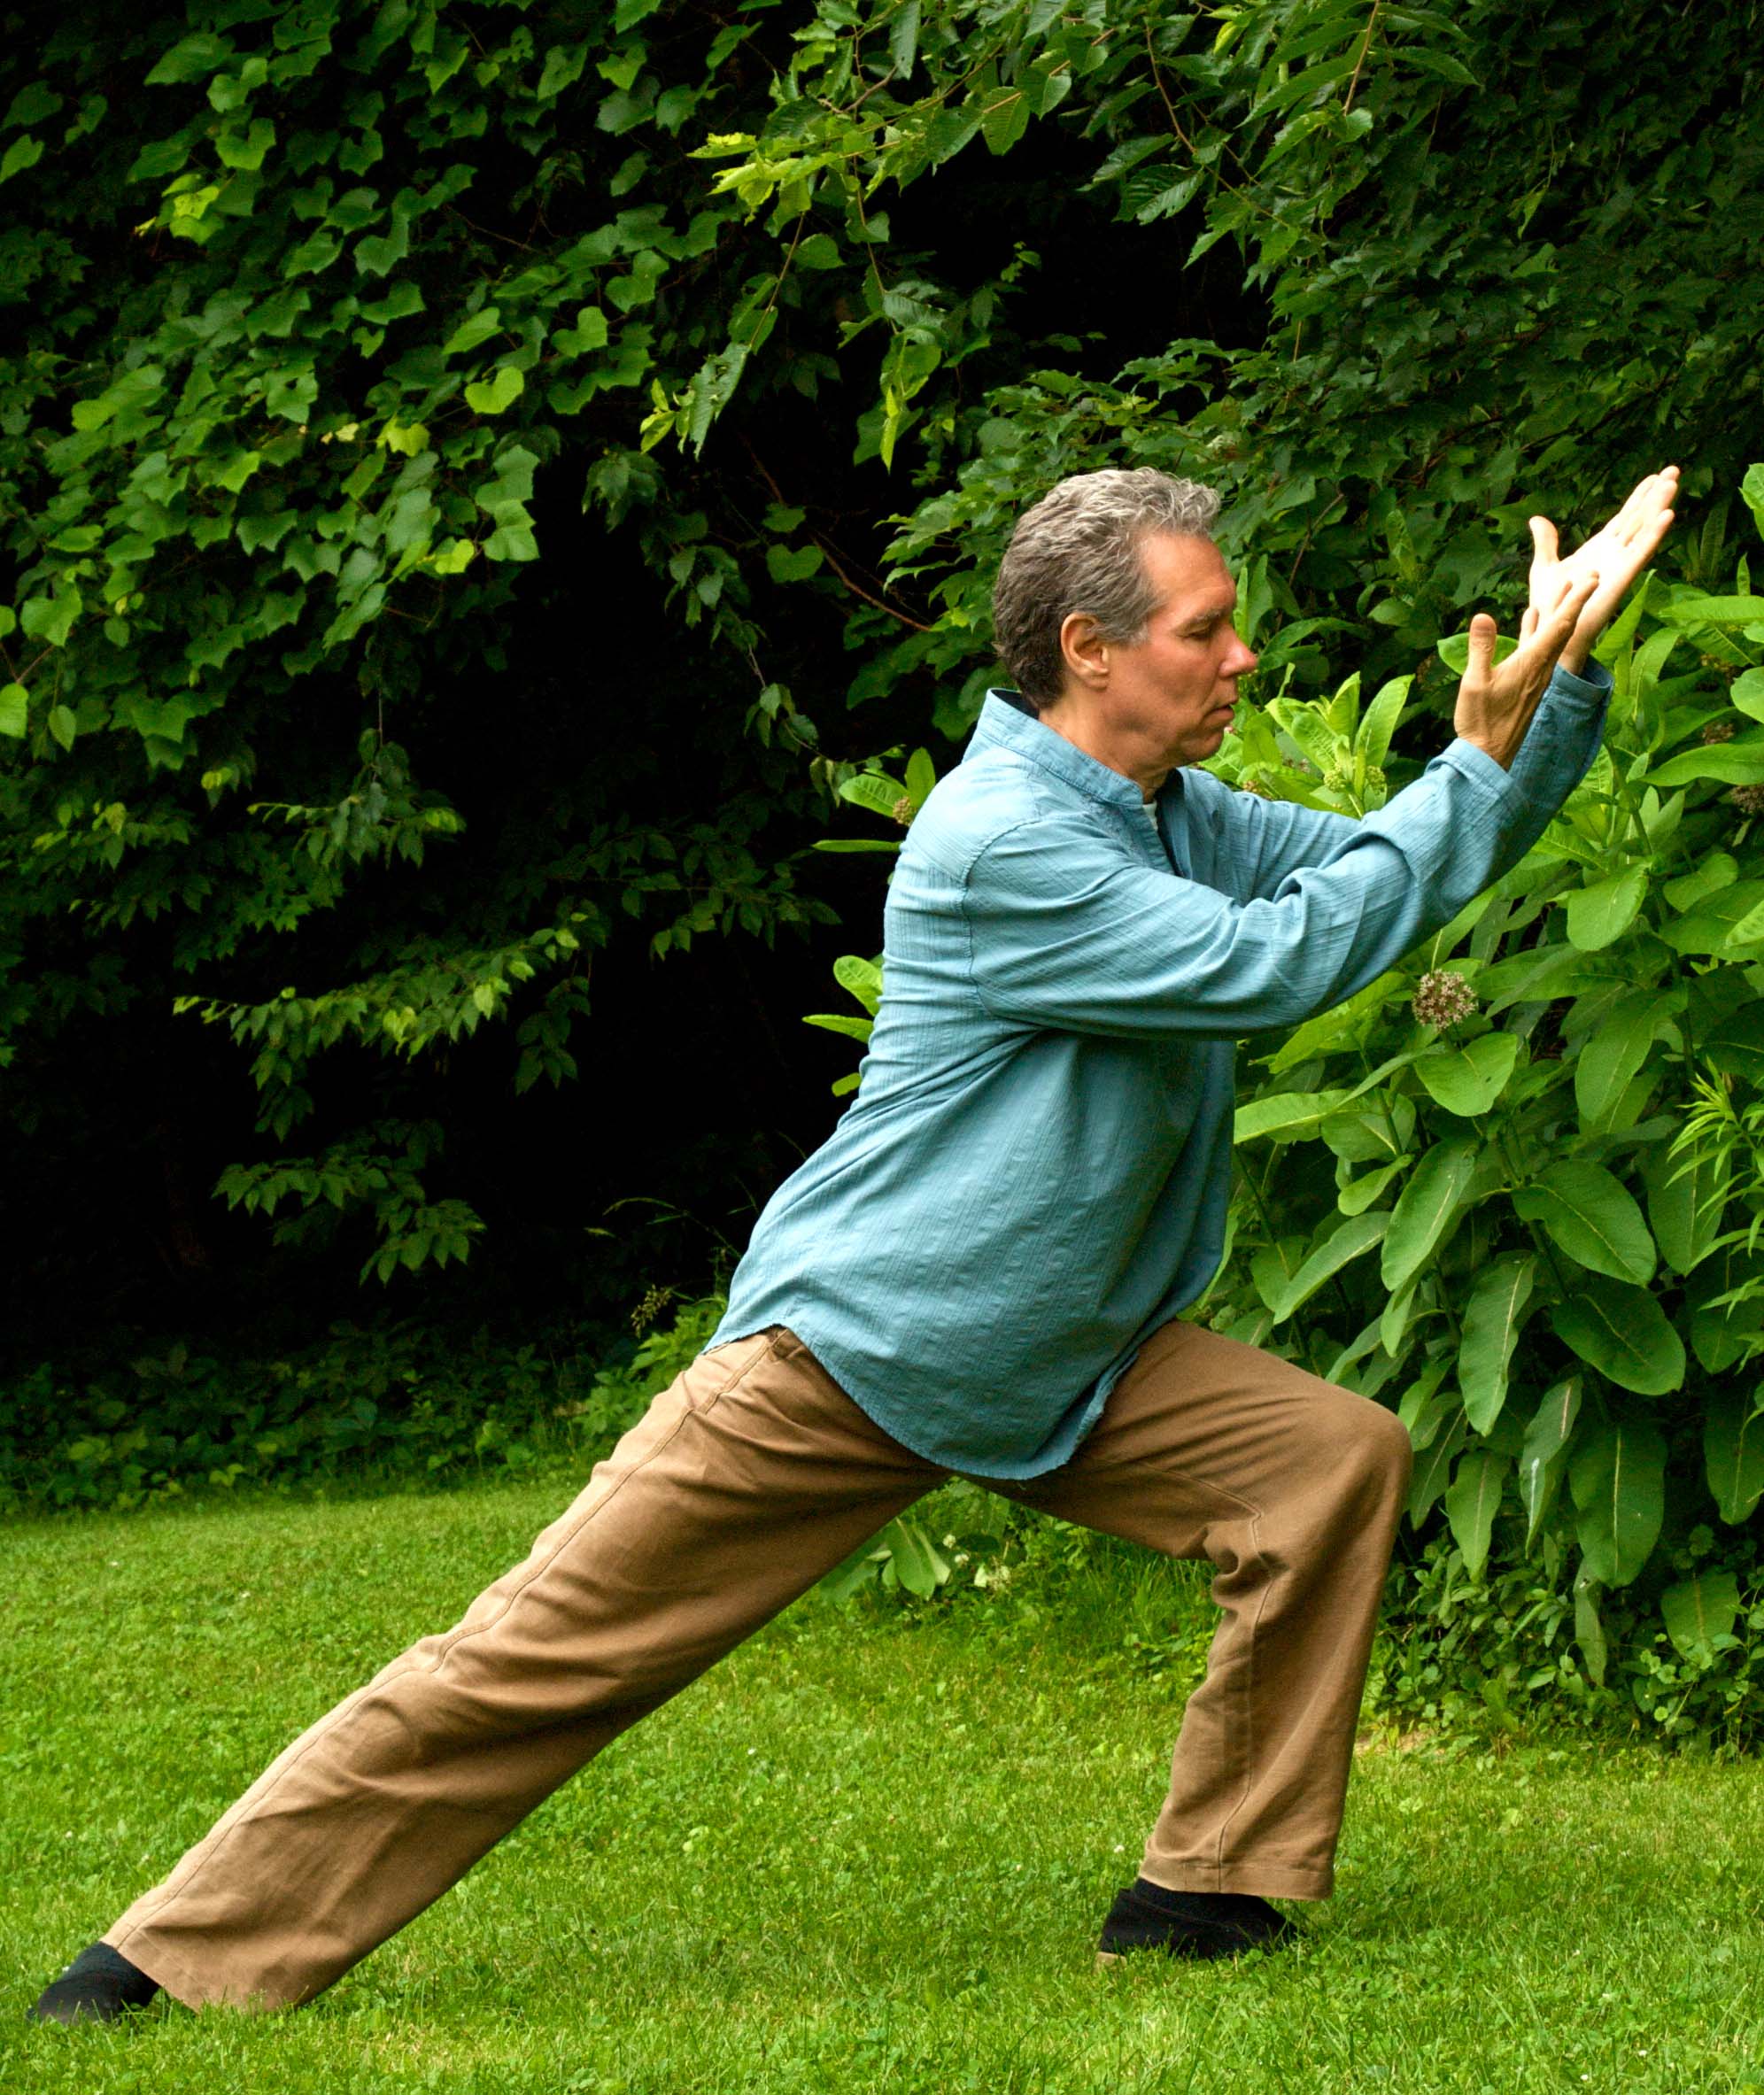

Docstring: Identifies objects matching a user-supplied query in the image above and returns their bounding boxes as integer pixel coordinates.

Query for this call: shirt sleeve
[1204,657,1614,902]
[963,663,1612,1041]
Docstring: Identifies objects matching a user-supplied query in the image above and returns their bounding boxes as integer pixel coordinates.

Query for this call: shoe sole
[1095,1933,1296,1970]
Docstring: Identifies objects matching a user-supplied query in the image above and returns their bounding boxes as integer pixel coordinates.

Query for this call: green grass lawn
[5,1468,1762,2094]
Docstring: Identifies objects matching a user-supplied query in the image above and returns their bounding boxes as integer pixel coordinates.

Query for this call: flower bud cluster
[891,794,915,827]
[1702,718,1737,745]
[1730,783,1764,820]
[1410,969,1478,1030]
[631,1282,676,1335]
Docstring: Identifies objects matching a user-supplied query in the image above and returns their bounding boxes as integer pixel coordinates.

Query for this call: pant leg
[1008,1315,1412,1902]
[104,1328,944,2013]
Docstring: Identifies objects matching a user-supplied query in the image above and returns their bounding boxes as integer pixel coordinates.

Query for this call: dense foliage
[4,0,1762,1736]
[5,0,1760,1334]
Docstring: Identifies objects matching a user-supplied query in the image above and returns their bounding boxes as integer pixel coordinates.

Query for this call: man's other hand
[1528,466,1680,675]
[1452,565,1601,772]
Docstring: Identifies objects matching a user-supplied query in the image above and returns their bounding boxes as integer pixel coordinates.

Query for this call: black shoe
[28,1943,160,2026]
[1095,1879,1300,1967]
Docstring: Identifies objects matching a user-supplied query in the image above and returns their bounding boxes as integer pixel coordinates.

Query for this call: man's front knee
[1327,1388,1413,1500]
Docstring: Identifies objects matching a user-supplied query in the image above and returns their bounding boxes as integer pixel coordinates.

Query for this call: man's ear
[1058,610,1110,690]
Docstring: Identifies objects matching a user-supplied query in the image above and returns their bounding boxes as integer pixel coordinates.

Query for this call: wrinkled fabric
[712,663,1612,1477]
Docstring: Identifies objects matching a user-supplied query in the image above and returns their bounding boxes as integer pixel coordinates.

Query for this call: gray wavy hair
[992,468,1222,705]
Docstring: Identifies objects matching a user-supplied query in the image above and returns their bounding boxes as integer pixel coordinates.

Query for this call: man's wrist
[1458,732,1517,772]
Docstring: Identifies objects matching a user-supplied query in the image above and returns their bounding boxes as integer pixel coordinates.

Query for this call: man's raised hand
[1453,468,1680,770]
[1528,466,1679,675]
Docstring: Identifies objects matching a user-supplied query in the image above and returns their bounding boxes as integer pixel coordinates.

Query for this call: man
[33,462,1676,2022]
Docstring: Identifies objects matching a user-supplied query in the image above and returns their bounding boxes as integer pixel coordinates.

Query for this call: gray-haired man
[34,463,1675,2022]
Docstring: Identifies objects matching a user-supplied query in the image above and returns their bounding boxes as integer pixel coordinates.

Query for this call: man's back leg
[35,1328,941,2019]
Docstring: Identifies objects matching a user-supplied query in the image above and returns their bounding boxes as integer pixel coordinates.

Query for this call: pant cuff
[104,1927,282,2015]
[1136,1859,1333,1901]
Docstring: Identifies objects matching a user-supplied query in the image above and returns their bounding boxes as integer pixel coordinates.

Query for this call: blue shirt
[711,662,1613,1479]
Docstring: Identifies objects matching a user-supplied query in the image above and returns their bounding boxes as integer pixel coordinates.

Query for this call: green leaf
[1731,668,1764,723]
[1660,1570,1740,1659]
[484,522,538,562]
[1407,1411,1467,1527]
[1742,463,1764,540]
[1414,1032,1518,1117]
[537,43,590,98]
[1574,1580,1608,1687]
[1549,1277,1684,1395]
[979,84,1030,157]
[464,366,525,415]
[1647,741,1764,788]
[1354,674,1411,771]
[1339,1156,1407,1218]
[1513,1160,1655,1284]
[765,544,824,584]
[0,682,28,738]
[216,117,275,170]
[1652,593,1764,627]
[1380,1136,1479,1295]
[0,132,43,183]
[1659,880,1764,956]
[802,1012,873,1042]
[20,589,79,648]
[145,32,232,85]
[265,367,316,421]
[445,308,503,356]
[1518,1375,1582,1549]
[1234,1087,1353,1143]
[685,343,747,452]
[1641,1139,1729,1277]
[838,771,908,821]
[888,0,920,75]
[1703,1389,1764,1524]
[1267,1210,1391,1324]
[1574,987,1667,1128]
[832,954,882,1016]
[356,219,410,276]
[1689,1250,1764,1372]
[1563,864,1648,950]
[1458,1252,1536,1433]
[1398,47,1479,85]
[1445,1449,1508,1579]
[1570,1418,1666,1586]
[795,233,842,270]
[1396,1356,1452,1449]
[48,703,76,751]
[1661,852,1737,912]
[884,1515,949,1598]
[904,748,937,808]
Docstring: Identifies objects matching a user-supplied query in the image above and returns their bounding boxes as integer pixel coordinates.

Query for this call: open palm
[1526,467,1679,674]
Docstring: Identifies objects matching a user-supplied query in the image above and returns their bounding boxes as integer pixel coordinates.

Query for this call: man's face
[1061,532,1259,770]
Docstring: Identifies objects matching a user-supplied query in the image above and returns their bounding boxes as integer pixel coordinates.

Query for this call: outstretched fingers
[1540,569,1601,653]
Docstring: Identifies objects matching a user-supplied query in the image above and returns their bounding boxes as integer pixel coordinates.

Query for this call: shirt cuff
[1440,733,1528,808]
[1545,655,1615,704]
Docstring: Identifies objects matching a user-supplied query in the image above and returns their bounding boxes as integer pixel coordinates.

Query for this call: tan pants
[105,1318,1412,2012]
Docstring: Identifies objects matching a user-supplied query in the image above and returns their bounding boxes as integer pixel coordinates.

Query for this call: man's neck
[1034,696,1177,798]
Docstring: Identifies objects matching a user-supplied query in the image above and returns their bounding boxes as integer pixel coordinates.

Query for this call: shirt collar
[963,688,1183,808]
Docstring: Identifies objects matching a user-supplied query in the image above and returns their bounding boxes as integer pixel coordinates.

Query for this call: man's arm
[1202,655,1613,906]
[963,732,1569,1043]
